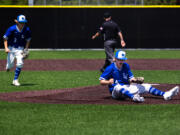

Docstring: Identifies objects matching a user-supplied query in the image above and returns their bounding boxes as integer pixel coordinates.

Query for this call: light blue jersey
[99,62,134,93]
[3,24,31,48]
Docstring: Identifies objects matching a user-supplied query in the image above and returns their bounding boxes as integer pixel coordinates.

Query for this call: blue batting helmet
[115,50,127,60]
[17,15,27,23]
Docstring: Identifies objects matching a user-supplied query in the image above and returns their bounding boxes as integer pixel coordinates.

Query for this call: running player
[3,14,31,86]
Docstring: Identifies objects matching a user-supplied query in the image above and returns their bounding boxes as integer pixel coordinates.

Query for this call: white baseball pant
[112,83,151,99]
[6,46,24,70]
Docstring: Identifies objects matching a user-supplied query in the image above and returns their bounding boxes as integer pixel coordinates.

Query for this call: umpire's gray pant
[103,40,117,69]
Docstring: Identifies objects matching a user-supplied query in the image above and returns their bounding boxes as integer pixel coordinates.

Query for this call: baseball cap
[115,50,127,60]
[17,15,27,23]
[104,12,111,18]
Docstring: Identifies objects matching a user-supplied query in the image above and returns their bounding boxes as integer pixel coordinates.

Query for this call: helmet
[17,15,27,23]
[115,50,127,60]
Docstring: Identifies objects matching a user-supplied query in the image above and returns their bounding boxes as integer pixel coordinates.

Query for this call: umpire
[92,12,126,72]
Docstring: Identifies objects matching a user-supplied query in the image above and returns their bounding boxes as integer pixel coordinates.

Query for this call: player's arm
[25,40,31,50]
[100,78,114,85]
[92,32,100,40]
[99,65,114,85]
[92,25,104,40]
[118,32,126,47]
[3,27,12,53]
[127,64,144,84]
[25,27,32,50]
[4,39,10,53]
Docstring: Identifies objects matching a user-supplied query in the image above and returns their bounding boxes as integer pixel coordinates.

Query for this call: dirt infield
[0,84,179,105]
[1,59,180,71]
[0,59,180,105]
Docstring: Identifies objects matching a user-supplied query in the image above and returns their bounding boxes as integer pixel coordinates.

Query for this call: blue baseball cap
[17,15,27,23]
[115,50,127,60]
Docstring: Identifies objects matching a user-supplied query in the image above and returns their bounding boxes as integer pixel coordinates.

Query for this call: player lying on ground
[3,14,31,86]
[99,50,179,102]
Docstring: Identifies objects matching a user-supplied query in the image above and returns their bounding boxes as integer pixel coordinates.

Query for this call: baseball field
[0,49,180,135]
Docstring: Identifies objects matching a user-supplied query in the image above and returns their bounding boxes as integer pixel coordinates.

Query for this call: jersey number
[14,38,17,43]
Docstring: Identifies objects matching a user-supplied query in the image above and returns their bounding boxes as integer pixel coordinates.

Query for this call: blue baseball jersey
[99,62,134,93]
[3,24,31,48]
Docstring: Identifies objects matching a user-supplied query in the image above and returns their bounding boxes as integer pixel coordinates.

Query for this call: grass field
[1,49,180,59]
[0,50,180,135]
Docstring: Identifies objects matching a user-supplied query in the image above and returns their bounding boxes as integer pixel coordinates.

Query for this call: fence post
[44,0,46,5]
[141,0,144,5]
[59,0,62,5]
[28,0,34,5]
[97,0,100,5]
[116,0,118,5]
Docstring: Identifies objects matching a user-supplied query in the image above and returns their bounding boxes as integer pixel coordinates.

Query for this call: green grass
[0,102,180,135]
[1,50,180,59]
[133,70,180,84]
[0,71,100,92]
[0,50,180,135]
[0,70,180,92]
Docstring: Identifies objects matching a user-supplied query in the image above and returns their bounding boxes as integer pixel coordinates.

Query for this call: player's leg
[13,50,24,86]
[119,84,164,102]
[101,40,115,72]
[163,86,179,100]
[137,84,179,100]
[6,50,15,71]
[136,84,165,96]
[112,84,144,102]
[104,40,116,63]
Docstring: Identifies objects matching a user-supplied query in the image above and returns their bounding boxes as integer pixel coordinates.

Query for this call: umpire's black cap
[104,12,111,18]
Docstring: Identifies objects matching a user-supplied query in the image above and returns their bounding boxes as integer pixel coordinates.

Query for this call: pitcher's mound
[0,84,179,105]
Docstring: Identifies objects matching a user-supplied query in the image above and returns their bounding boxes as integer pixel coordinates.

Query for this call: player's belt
[9,46,24,50]
[105,38,116,41]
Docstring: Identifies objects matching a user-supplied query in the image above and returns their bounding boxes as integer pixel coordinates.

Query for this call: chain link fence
[28,0,145,5]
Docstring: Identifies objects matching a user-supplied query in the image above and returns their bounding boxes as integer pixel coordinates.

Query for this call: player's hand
[121,40,126,47]
[130,77,144,84]
[5,48,10,53]
[109,78,114,85]
[92,35,96,40]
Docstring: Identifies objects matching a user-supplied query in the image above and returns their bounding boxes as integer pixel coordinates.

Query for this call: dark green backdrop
[0,8,180,49]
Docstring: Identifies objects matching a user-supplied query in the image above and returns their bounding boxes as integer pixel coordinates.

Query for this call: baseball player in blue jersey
[99,50,179,102]
[3,14,31,86]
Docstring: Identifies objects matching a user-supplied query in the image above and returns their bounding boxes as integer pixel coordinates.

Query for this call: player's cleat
[132,94,145,102]
[12,79,20,86]
[163,86,179,100]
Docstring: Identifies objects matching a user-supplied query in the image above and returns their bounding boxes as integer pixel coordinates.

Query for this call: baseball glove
[22,49,29,59]
[131,77,144,84]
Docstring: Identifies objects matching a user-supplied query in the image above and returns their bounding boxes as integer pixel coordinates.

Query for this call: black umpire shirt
[98,20,121,41]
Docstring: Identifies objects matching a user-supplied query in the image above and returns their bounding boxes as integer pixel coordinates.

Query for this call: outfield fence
[28,0,179,5]
[0,6,180,49]
[28,0,144,5]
